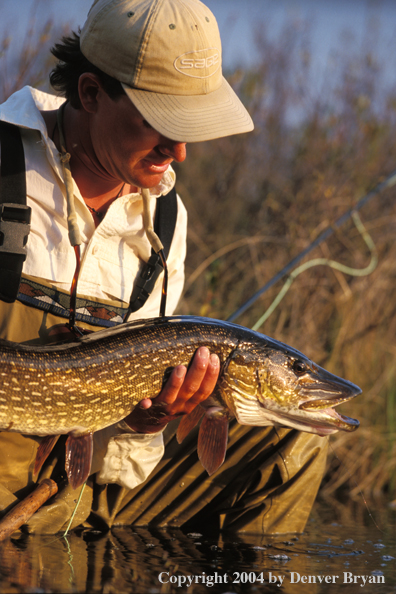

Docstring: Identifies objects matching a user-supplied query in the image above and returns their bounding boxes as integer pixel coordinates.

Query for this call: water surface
[0,503,394,593]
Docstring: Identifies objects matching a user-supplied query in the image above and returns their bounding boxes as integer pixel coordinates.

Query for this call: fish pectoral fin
[34,435,61,477]
[65,432,93,490]
[176,404,206,444]
[197,408,229,476]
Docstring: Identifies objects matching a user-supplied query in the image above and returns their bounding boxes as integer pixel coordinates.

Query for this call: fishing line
[63,536,76,585]
[38,481,87,550]
[63,482,87,538]
[251,211,377,331]
[228,168,396,323]
[38,532,76,587]
[328,441,384,534]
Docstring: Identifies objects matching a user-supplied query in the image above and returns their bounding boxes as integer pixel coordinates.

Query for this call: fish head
[219,337,361,436]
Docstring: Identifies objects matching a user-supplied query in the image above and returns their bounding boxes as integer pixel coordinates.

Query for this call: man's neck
[40,104,135,212]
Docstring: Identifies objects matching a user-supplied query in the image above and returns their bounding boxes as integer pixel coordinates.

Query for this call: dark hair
[49,31,126,109]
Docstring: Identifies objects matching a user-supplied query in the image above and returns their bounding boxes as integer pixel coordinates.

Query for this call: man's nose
[158,140,187,163]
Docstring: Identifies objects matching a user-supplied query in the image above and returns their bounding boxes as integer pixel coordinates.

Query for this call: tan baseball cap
[80,0,254,142]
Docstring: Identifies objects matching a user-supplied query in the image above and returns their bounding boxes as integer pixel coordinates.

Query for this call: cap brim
[122,77,254,143]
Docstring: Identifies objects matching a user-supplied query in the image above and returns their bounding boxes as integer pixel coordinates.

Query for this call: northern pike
[0,316,361,488]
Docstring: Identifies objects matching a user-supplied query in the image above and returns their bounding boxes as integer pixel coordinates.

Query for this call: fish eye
[292,360,308,376]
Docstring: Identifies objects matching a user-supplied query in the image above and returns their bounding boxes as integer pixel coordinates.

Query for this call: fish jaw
[224,392,359,436]
[293,363,361,433]
[262,399,360,435]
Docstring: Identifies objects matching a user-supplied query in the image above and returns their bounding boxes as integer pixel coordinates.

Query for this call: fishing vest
[0,121,177,319]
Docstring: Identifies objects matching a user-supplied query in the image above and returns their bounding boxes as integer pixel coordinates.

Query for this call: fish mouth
[233,393,360,435]
[296,407,360,434]
[247,382,361,435]
[298,393,360,434]
[296,375,361,432]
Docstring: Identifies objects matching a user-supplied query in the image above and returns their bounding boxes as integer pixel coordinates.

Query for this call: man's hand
[124,347,220,433]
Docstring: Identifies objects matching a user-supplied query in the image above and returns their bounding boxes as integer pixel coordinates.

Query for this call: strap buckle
[0,203,31,258]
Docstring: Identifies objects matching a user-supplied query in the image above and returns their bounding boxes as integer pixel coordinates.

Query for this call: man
[0,0,327,534]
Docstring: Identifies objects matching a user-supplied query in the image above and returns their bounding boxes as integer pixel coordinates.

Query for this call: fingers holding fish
[160,349,220,416]
[182,352,220,413]
[123,347,220,433]
[124,366,188,432]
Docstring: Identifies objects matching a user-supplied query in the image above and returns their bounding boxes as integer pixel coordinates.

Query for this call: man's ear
[78,73,103,114]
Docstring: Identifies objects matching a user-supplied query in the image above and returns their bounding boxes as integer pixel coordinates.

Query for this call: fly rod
[227,169,396,323]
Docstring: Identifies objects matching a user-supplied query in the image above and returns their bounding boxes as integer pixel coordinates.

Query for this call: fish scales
[0,317,239,436]
[0,315,361,441]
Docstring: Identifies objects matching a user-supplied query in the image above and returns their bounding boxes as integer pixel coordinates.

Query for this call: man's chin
[135,172,168,190]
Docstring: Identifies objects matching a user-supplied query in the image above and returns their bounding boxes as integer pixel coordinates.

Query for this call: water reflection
[0,510,394,593]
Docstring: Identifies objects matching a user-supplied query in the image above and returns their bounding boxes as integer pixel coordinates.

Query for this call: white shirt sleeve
[92,421,165,489]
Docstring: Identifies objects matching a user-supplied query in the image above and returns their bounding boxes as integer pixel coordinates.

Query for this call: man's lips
[142,159,171,173]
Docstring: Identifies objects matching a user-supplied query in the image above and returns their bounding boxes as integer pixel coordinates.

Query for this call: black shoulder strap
[125,187,178,316]
[153,186,178,261]
[0,121,31,303]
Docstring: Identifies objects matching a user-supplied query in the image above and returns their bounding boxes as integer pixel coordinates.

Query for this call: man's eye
[142,119,153,129]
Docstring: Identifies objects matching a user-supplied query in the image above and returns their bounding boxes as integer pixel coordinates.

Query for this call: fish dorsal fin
[176,404,206,444]
[65,433,93,490]
[34,435,60,476]
[197,408,229,476]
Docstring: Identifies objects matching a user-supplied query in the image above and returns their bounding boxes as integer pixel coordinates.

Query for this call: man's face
[88,89,187,189]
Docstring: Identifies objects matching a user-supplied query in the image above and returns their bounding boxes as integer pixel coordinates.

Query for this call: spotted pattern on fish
[0,316,360,439]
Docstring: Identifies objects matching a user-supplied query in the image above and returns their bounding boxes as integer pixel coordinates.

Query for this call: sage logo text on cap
[174,48,221,78]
